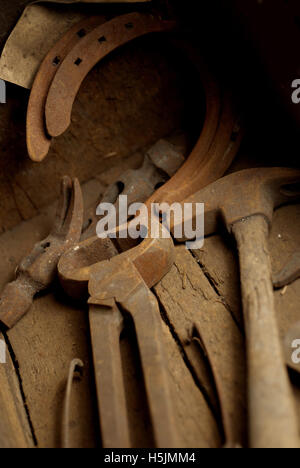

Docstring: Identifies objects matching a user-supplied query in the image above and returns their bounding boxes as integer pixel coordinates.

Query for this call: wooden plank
[0,333,34,448]
[154,246,247,446]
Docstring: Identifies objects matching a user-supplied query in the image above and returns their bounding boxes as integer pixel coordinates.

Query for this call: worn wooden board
[0,332,34,448]
[154,246,247,446]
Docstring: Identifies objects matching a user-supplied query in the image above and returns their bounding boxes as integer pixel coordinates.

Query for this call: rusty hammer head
[177,168,300,237]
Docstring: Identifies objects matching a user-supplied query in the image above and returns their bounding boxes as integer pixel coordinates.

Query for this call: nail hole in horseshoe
[125,22,134,29]
[98,36,107,43]
[53,56,61,66]
[41,242,51,250]
[77,29,86,38]
[74,58,83,66]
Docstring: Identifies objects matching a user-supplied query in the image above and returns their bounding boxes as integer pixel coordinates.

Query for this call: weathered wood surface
[154,246,247,446]
[0,332,34,448]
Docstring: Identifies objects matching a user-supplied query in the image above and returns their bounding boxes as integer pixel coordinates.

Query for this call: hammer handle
[233,215,299,448]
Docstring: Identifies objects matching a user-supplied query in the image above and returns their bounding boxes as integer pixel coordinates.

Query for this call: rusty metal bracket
[0,177,83,329]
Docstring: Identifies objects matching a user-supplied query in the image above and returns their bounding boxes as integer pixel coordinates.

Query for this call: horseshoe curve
[27,15,107,162]
[45,13,177,138]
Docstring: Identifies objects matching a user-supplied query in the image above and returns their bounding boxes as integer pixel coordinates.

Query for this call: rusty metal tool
[59,233,176,448]
[146,89,242,208]
[81,135,187,243]
[45,13,177,138]
[101,138,185,207]
[173,167,300,448]
[81,137,186,240]
[0,177,83,329]
[27,15,107,162]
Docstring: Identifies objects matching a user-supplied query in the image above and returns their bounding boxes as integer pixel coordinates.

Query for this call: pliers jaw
[0,176,83,329]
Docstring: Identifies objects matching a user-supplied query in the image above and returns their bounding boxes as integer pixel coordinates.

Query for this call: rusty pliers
[58,233,177,448]
[0,177,83,329]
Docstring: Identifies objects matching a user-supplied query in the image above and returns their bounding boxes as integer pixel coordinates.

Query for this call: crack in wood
[153,289,222,430]
[2,329,38,446]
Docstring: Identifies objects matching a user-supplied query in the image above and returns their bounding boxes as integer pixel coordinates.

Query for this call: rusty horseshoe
[45,13,177,138]
[27,15,108,162]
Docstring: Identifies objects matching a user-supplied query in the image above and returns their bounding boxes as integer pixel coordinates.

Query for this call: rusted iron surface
[27,15,107,162]
[146,90,242,207]
[44,24,243,200]
[59,235,177,448]
[99,137,185,218]
[58,64,243,445]
[0,176,83,329]
[45,13,176,138]
[90,259,178,448]
[24,12,243,445]
[176,168,300,448]
[145,38,243,207]
[273,250,300,289]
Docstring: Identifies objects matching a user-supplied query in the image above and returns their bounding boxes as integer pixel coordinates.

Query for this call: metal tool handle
[121,284,178,448]
[89,303,130,448]
[233,215,299,448]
